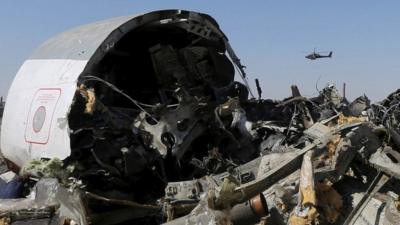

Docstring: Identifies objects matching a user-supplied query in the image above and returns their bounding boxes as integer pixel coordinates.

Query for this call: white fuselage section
[1,59,87,167]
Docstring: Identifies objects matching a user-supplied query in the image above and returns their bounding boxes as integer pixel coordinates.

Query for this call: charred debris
[1,11,400,225]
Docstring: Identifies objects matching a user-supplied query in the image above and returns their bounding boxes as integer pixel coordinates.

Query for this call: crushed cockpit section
[1,10,400,225]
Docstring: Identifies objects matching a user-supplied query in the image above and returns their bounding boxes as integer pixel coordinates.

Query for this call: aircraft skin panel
[29,15,134,60]
[0,10,223,168]
[1,59,87,167]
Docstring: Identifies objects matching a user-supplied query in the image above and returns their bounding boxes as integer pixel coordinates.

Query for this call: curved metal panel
[1,9,224,167]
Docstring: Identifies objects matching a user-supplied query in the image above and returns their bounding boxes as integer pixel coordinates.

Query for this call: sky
[0,1,400,102]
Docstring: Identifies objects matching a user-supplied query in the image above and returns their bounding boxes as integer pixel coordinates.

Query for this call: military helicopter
[305,48,333,60]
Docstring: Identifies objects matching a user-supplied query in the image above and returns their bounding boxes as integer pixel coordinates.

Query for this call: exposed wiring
[90,149,121,176]
[81,75,159,123]
[286,105,299,137]
[224,39,255,98]
[315,75,322,94]
[382,102,400,124]
[233,63,255,99]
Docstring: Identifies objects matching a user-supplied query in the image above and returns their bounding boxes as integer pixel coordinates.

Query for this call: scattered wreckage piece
[342,172,390,225]
[0,178,88,225]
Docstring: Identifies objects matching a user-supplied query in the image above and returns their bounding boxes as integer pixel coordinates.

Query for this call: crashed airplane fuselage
[1,9,248,167]
[1,9,257,224]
